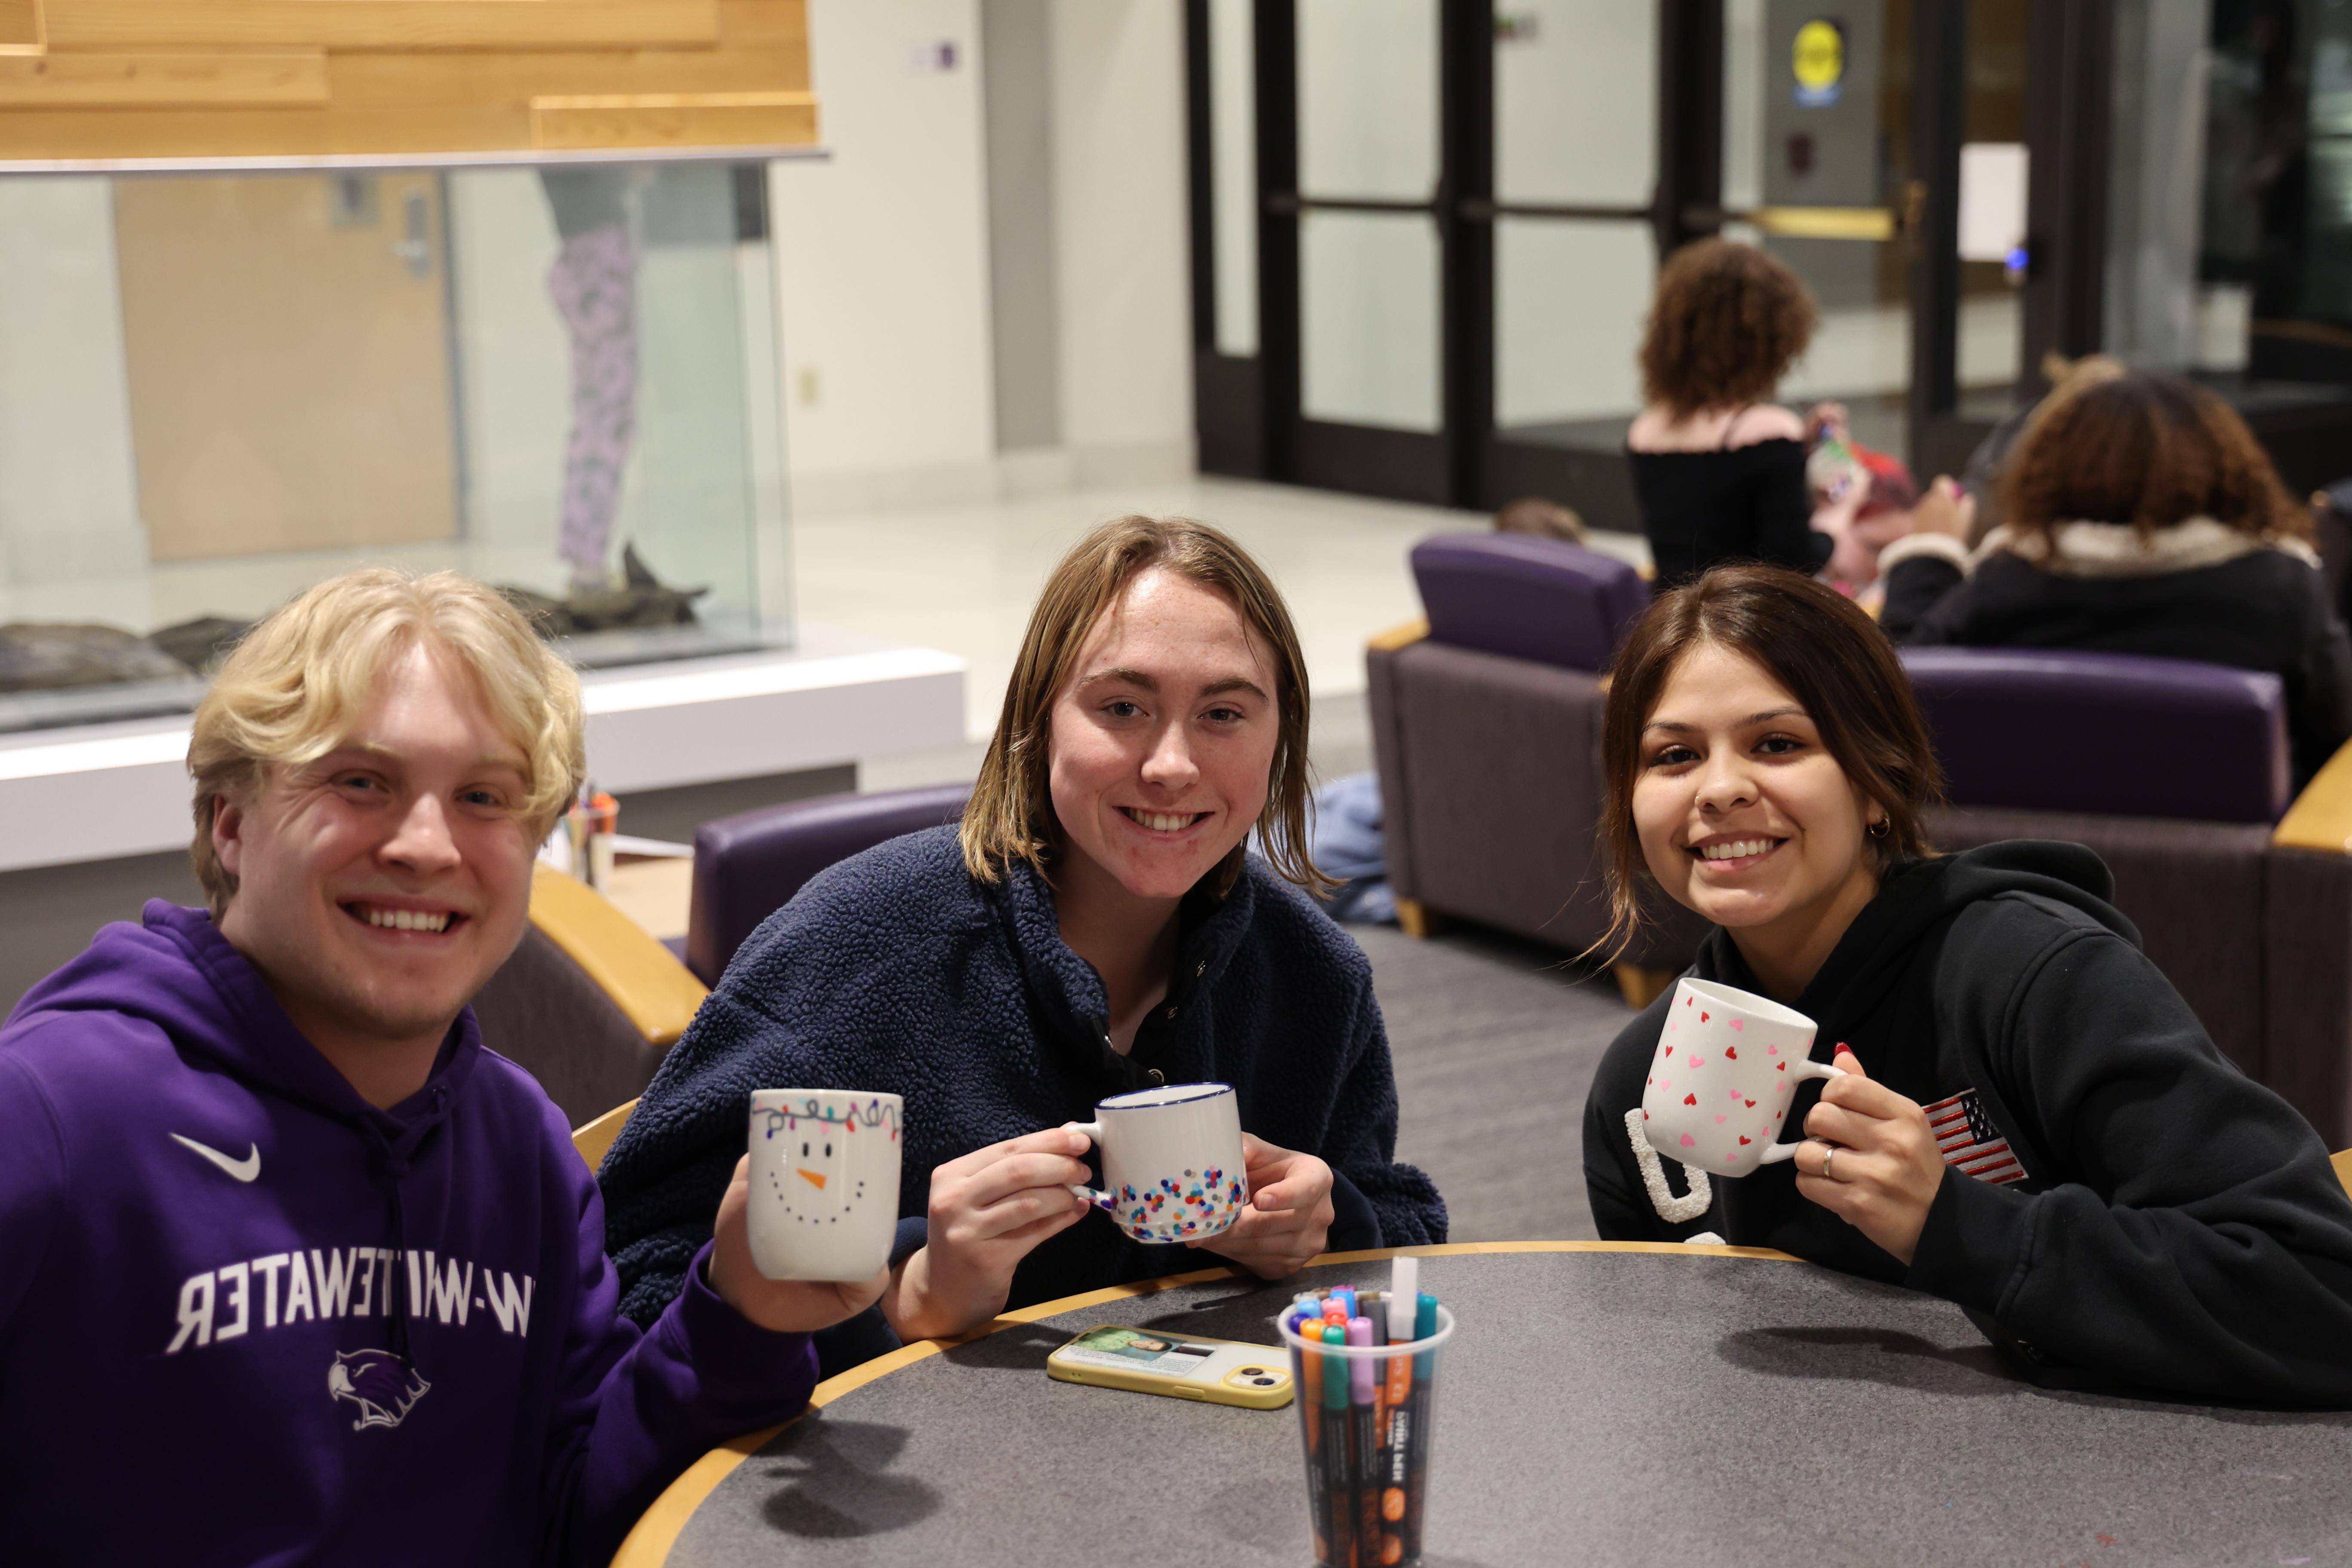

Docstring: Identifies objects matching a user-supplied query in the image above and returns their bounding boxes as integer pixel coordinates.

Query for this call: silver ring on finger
[1819,1144,1838,1181]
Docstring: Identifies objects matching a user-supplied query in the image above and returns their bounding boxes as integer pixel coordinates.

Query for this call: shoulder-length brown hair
[1638,238,1818,420]
[2000,371,2309,543]
[1595,565,1944,956]
[960,515,1328,896]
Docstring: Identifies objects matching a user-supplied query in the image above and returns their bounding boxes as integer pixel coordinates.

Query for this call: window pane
[1297,0,1439,201]
[1301,209,1440,431]
[1495,0,1658,207]
[1494,217,1653,428]
[1210,0,1259,356]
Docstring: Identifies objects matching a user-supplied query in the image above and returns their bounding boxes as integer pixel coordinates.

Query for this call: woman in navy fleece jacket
[601,517,1446,1364]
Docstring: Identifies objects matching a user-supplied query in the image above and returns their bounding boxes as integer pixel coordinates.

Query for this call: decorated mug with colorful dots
[746,1090,904,1281]
[1638,979,1843,1178]
[1066,1083,1250,1244]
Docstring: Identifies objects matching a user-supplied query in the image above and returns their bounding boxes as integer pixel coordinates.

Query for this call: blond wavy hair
[187,569,586,916]
[960,515,1329,897]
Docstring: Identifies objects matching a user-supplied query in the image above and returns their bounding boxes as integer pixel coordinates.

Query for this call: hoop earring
[1868,816,1891,841]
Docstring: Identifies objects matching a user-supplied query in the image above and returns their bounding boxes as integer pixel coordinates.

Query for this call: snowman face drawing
[747,1092,904,1282]
[764,1114,870,1228]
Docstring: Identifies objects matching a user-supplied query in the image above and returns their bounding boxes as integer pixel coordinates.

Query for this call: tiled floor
[793,475,1648,748]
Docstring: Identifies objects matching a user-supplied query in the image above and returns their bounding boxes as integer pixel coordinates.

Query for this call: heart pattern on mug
[1725,1046,1738,1060]
[1728,1020,1744,1032]
[1684,1093,1697,1105]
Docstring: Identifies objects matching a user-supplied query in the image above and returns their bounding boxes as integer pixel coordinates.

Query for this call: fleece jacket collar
[1978,517,2322,578]
[986,853,1256,1090]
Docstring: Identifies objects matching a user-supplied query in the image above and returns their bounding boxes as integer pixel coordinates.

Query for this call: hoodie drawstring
[380,1153,415,1369]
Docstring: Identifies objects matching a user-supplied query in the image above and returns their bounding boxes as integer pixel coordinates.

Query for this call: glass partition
[0,156,790,734]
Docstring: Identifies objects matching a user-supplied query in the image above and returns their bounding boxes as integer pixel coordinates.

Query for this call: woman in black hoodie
[1581,564,2352,1405]
[1879,372,2352,786]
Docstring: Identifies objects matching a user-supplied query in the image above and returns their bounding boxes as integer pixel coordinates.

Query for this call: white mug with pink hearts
[1639,977,1844,1177]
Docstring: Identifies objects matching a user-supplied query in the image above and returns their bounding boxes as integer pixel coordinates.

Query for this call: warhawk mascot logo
[327,1350,431,1431]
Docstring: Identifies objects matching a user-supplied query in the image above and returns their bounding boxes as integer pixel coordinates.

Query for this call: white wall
[1049,0,1193,483]
[775,0,1194,513]
[771,0,1000,512]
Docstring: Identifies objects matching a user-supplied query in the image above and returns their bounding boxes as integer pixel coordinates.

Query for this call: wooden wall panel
[0,0,814,159]
[0,0,42,54]
[45,2,721,52]
[0,51,326,107]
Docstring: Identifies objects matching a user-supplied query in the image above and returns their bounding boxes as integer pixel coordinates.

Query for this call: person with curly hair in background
[1627,238,1860,589]
[1879,371,2352,787]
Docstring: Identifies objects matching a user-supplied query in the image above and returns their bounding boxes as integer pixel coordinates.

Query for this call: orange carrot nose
[797,1168,827,1190]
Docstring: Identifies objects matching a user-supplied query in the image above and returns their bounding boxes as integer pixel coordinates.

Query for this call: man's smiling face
[1046,567,1281,902]
[213,640,539,1063]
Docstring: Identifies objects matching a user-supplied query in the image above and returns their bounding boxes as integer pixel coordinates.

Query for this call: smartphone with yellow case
[1046,1324,1294,1409]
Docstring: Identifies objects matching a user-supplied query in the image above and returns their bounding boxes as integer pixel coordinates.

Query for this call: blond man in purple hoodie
[0,569,881,1565]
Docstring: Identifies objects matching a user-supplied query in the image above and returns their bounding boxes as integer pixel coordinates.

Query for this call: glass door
[1285,0,1450,502]
[1482,0,1663,531]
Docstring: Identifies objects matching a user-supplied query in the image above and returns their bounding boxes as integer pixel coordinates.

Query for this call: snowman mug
[1066,1082,1250,1244]
[746,1090,904,1281]
[1639,979,1844,1178]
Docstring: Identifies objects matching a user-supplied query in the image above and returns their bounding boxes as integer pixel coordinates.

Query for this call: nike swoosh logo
[170,1133,260,1183]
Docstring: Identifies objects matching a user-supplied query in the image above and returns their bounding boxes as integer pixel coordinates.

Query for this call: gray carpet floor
[1354,921,1634,1243]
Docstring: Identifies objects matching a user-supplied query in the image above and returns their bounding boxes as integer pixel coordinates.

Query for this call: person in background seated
[0,571,884,1567]
[599,517,1446,1373]
[1879,371,2352,787]
[1952,351,2125,544]
[1627,238,1862,588]
[1493,494,1588,545]
[1581,565,2352,1405]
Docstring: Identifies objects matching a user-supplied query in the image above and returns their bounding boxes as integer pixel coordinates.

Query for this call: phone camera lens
[1239,1367,1263,1376]
[1252,1376,1277,1386]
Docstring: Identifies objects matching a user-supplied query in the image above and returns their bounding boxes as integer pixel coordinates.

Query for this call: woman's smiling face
[1632,640,1883,945]
[1046,567,1280,901]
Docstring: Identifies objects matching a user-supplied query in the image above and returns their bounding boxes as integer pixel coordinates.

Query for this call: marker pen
[1297,1319,1329,1565]
[1318,1323,1354,1568]
[1401,1292,1439,1563]
[1347,1317,1380,1558]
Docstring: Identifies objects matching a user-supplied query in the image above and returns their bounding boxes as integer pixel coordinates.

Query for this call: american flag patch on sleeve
[1923,1089,2025,1185]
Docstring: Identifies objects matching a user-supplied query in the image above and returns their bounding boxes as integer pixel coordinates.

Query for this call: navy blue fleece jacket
[598,827,1445,1356]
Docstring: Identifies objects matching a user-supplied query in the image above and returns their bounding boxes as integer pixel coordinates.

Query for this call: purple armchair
[1368,533,1705,1000]
[686,784,972,986]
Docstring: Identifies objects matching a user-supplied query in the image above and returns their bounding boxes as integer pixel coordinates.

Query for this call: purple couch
[1368,533,1706,984]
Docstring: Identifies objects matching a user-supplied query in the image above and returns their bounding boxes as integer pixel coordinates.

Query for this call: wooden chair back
[573,1098,639,1173]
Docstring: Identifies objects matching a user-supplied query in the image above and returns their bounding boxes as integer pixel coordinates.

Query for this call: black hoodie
[1583,841,2352,1406]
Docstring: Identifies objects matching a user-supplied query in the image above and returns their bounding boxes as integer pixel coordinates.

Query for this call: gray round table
[616,1242,2352,1567]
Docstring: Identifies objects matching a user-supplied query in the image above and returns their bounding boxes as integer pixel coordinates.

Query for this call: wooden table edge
[609,1240,1800,1566]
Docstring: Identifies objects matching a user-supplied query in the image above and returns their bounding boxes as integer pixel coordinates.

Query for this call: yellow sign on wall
[1792,17,1844,108]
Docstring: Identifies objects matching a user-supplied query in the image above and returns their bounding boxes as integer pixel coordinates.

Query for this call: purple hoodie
[0,902,817,1566]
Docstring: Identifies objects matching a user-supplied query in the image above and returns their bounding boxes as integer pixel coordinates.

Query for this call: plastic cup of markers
[1274,1303,1457,1568]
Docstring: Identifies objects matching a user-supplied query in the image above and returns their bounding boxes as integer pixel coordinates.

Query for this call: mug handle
[1755,1059,1847,1165]
[1063,1120,1111,1209]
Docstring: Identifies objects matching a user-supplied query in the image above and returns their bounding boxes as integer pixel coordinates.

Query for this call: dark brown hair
[1638,239,1818,420]
[961,515,1328,896]
[1596,565,1944,954]
[2000,371,2310,543]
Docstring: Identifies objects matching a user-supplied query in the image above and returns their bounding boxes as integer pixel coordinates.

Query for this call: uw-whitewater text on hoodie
[0,901,819,1566]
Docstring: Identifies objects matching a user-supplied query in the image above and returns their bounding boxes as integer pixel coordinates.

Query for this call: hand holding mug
[1190,1133,1334,1278]
[1796,1046,1946,1266]
[711,1155,892,1332]
[885,1127,1092,1342]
